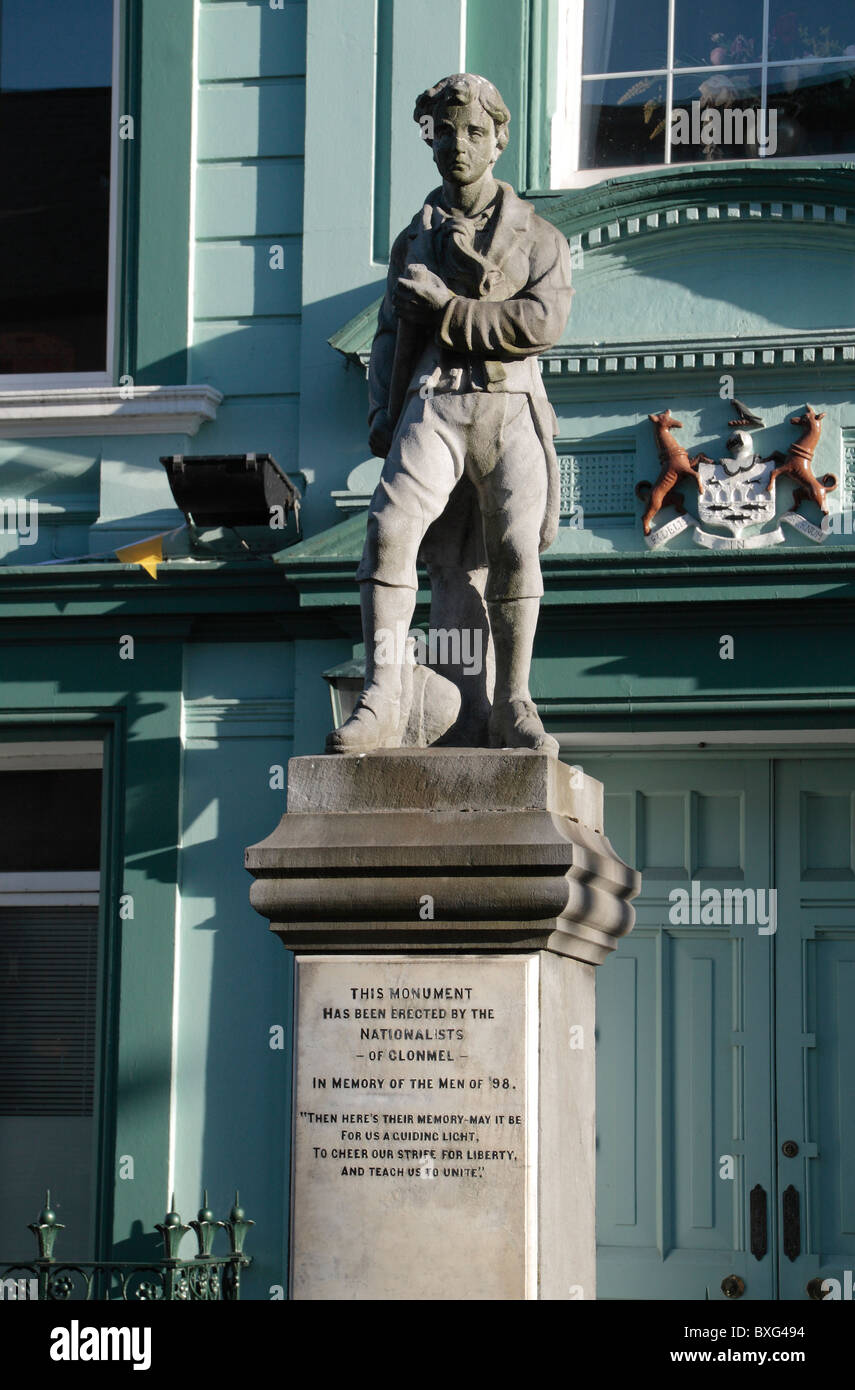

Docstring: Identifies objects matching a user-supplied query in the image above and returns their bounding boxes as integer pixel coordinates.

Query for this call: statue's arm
[368,230,408,426]
[437,228,573,359]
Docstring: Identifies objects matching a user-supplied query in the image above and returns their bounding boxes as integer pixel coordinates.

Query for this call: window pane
[0,752,104,1262]
[583,0,669,75]
[0,0,112,90]
[0,906,99,1117]
[0,0,113,375]
[0,905,100,1259]
[0,770,102,871]
[769,1,854,61]
[580,74,668,169]
[674,0,764,69]
[768,61,855,156]
[670,68,763,162]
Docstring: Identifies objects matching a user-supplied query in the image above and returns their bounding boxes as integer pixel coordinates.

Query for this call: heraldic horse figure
[767,404,836,514]
[636,409,712,536]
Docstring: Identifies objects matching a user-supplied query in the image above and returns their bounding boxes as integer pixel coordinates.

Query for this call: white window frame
[0,0,121,390]
[550,0,855,189]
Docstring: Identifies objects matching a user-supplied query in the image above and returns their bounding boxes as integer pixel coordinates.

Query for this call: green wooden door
[775,758,855,1302]
[588,750,855,1301]
[587,754,776,1300]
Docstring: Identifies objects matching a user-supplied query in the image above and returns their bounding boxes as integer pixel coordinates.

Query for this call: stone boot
[326,581,417,754]
[325,689,403,754]
[488,696,559,758]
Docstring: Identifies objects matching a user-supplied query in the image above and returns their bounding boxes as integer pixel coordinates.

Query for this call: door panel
[774,759,855,1301]
[588,757,776,1300]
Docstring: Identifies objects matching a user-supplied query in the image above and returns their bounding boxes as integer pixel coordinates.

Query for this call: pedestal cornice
[246,749,640,965]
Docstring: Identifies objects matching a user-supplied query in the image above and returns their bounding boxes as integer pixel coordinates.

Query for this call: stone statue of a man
[327,73,573,756]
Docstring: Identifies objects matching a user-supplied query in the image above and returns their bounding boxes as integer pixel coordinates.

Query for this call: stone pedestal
[246,750,640,1300]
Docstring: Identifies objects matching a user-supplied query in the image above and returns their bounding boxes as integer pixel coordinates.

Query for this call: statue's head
[414,74,510,186]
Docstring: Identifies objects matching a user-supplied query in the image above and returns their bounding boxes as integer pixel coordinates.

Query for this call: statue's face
[432,99,500,185]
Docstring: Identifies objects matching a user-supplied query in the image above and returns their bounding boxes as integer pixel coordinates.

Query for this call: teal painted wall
[173,640,294,1297]
[0,0,310,560]
[0,632,184,1263]
[134,0,194,385]
[0,606,352,1286]
[298,0,467,533]
[189,0,306,478]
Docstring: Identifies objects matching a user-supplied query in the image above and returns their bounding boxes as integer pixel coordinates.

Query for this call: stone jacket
[368,181,573,550]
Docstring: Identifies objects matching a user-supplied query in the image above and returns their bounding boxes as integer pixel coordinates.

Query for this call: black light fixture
[160,453,301,536]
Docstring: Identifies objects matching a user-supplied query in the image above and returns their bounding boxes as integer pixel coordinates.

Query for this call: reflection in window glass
[582,0,669,76]
[580,75,669,169]
[0,0,113,375]
[769,1,855,61]
[674,0,764,70]
[578,0,855,171]
[768,62,855,156]
[670,68,763,163]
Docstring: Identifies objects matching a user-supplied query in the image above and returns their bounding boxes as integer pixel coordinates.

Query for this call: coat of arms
[638,401,837,550]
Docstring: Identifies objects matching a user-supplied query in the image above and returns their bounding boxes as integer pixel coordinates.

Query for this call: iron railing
[0,1190,253,1301]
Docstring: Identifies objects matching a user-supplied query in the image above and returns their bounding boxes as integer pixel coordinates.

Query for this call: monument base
[291,950,594,1301]
[246,749,636,964]
[246,750,639,1301]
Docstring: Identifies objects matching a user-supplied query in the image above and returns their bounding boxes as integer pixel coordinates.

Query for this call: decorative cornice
[537,161,855,240]
[182,697,295,743]
[341,332,855,379]
[540,330,855,380]
[0,385,223,438]
[563,197,855,261]
[246,751,639,965]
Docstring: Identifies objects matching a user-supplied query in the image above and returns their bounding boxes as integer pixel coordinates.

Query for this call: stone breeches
[355,391,547,601]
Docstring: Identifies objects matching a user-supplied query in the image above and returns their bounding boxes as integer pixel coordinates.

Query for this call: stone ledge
[246,751,639,964]
[284,748,603,827]
[0,384,223,438]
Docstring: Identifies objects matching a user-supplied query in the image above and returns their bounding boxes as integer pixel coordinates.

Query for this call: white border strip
[0,741,103,769]
[186,0,201,362]
[550,0,582,189]
[106,0,121,380]
[524,953,540,1300]
[166,881,183,1204]
[557,728,855,750]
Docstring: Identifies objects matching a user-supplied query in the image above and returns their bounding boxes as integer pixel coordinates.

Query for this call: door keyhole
[721,1274,745,1298]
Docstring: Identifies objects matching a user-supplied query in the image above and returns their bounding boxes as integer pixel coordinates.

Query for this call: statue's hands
[369,409,395,459]
[394,264,453,324]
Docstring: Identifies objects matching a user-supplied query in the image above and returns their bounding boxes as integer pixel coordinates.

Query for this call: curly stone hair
[413,73,511,150]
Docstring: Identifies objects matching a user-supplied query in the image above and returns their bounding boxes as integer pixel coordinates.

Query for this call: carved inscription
[291,956,533,1299]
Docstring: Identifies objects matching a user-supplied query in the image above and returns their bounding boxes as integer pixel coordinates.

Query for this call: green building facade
[1,0,853,1300]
